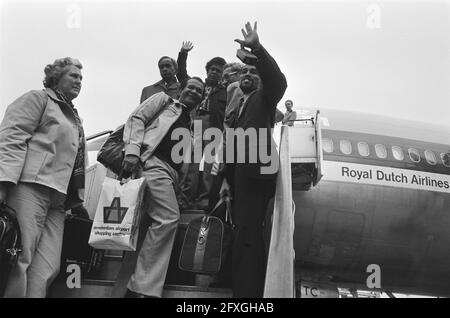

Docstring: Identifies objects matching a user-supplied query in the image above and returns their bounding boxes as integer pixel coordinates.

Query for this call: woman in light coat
[0,57,87,297]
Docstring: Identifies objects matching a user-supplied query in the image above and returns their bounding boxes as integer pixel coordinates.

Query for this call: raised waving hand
[234,21,260,50]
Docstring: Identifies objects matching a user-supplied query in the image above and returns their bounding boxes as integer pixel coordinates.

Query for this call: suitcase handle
[208,195,233,226]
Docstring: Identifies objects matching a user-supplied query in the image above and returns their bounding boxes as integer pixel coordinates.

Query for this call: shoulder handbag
[97,124,125,175]
[0,203,22,296]
[178,194,234,275]
[97,97,173,175]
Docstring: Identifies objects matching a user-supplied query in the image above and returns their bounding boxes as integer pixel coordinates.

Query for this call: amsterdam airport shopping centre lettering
[323,161,450,193]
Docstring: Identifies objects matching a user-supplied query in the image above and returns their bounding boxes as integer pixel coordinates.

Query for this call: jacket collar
[44,88,66,104]
[238,90,258,118]
[154,79,179,89]
[167,96,186,111]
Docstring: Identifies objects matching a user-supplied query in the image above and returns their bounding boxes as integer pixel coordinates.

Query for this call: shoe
[125,289,144,298]
[124,289,159,298]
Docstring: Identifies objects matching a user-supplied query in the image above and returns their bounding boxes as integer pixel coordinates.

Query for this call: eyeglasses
[241,68,258,75]
[223,71,238,80]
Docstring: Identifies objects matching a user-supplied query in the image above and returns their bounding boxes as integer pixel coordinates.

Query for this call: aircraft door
[289,110,324,190]
[313,110,324,186]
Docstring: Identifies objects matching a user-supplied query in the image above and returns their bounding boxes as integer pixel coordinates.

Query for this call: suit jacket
[226,45,287,180]
[140,79,180,103]
[0,88,83,198]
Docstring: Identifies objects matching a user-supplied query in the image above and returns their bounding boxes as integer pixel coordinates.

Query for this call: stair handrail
[263,125,295,298]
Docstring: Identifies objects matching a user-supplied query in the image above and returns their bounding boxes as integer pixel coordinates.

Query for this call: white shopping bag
[84,163,107,219]
[88,176,146,251]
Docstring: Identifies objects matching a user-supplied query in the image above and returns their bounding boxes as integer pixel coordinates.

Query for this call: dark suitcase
[178,197,234,275]
[60,215,104,279]
[0,203,21,296]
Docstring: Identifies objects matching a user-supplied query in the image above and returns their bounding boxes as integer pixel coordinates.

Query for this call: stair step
[103,254,123,261]
[104,250,124,257]
[163,284,232,298]
[95,255,122,281]
[48,278,232,298]
[96,258,122,281]
[48,279,115,298]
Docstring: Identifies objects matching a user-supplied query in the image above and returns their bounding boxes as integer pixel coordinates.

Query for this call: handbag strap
[208,194,233,226]
[116,96,175,179]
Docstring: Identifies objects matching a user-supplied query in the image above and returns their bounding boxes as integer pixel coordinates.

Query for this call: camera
[236,48,258,65]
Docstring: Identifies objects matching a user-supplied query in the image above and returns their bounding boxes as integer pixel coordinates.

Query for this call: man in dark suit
[223,21,287,297]
[140,56,180,103]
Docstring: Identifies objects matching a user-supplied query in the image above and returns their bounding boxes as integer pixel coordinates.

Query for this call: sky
[1,0,449,137]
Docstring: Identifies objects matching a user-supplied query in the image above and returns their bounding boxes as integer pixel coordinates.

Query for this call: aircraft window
[357,142,370,157]
[392,146,404,161]
[322,138,333,153]
[340,140,352,155]
[424,150,437,165]
[375,144,387,159]
[408,148,421,163]
[441,153,450,167]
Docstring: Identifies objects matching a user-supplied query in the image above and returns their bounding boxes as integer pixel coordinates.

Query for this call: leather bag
[97,125,125,176]
[0,203,22,296]
[178,195,234,275]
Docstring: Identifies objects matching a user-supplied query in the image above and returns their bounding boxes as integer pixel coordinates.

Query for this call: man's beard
[240,82,257,94]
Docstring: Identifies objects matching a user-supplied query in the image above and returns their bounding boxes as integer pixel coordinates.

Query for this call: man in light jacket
[120,77,205,298]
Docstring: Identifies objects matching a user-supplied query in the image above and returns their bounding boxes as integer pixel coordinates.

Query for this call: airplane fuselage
[292,110,450,296]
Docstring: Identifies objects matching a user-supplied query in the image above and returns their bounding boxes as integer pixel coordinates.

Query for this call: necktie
[237,97,245,118]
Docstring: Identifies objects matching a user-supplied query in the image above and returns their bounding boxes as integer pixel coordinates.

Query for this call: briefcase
[178,195,233,275]
[60,214,104,278]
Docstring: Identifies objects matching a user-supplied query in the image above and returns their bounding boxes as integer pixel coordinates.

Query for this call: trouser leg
[26,191,65,298]
[3,183,51,298]
[128,156,180,297]
[231,167,275,298]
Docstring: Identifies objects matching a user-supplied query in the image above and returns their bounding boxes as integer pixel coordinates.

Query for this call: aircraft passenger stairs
[48,111,323,298]
[48,211,234,298]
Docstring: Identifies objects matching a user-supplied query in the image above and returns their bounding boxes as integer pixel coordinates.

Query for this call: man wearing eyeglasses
[222,62,243,87]
[222,63,244,124]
